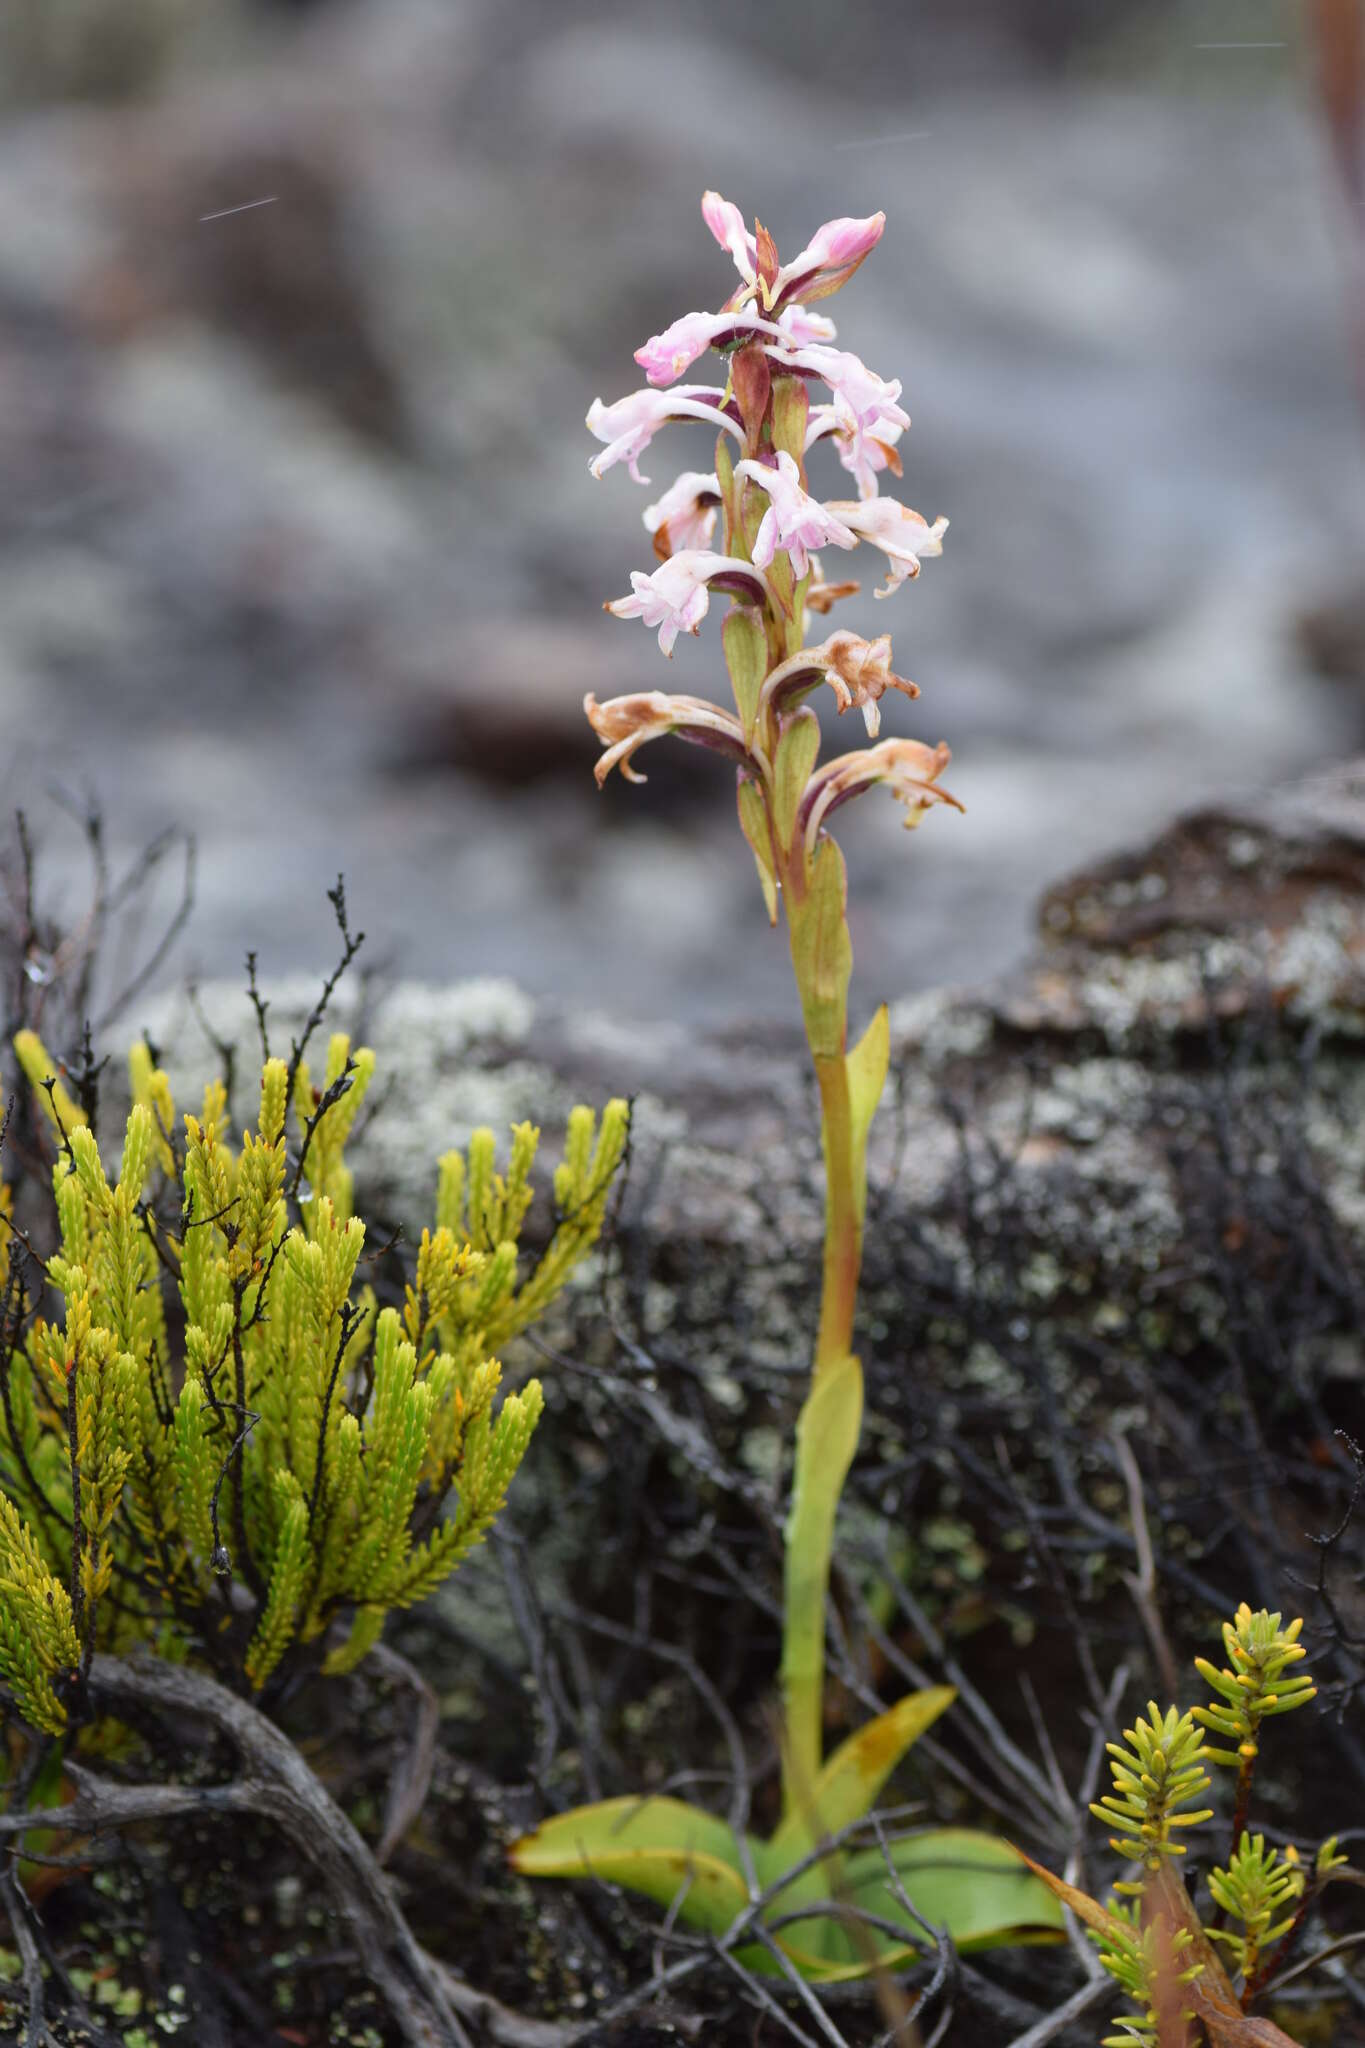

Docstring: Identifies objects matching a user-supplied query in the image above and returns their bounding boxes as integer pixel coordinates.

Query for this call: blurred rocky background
[4,0,1364,1023]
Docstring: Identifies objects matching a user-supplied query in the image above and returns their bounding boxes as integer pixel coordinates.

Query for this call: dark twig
[19,1655,473,2048]
[96,828,196,1033]
[369,1642,441,1867]
[0,1855,58,2048]
[283,874,365,1117]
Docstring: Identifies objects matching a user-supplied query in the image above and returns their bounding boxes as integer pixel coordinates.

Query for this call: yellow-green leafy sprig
[1206,1833,1306,1984]
[1090,1704,1214,1879]
[0,1026,629,1726]
[1194,1604,1316,1764]
[1092,1897,1202,2048]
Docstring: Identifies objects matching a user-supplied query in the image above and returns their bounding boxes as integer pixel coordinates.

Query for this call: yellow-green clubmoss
[0,1026,628,1726]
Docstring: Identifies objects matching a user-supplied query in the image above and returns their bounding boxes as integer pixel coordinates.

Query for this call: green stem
[778,908,869,1827]
[812,1051,860,1376]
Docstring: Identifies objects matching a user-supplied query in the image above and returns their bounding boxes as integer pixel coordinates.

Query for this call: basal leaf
[769,1686,955,1866]
[508,1795,754,1939]
[780,1352,864,1810]
[845,1830,1069,1953]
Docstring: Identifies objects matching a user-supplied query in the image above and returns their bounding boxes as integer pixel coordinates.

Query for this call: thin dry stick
[369,1642,441,1867]
[1001,1975,1113,2048]
[0,1856,58,2048]
[1112,1432,1179,1702]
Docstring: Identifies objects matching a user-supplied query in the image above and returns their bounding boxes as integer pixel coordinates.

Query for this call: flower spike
[543,185,992,1974]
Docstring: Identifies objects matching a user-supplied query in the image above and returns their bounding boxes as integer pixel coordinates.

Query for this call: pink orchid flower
[633,303,843,389]
[734,452,858,581]
[643,471,720,559]
[700,192,759,293]
[634,308,792,388]
[776,305,838,347]
[799,737,961,858]
[701,191,885,311]
[804,556,862,614]
[777,211,888,306]
[825,498,948,596]
[586,386,740,483]
[584,690,755,784]
[765,344,909,436]
[604,550,771,656]
[759,631,919,737]
[806,397,905,501]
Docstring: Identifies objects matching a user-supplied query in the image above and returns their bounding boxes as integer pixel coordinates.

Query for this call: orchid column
[586,192,957,1828]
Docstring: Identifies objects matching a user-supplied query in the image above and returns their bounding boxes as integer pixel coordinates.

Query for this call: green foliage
[1031,1607,1346,2047]
[1092,1897,1201,2047]
[1090,1704,1213,1875]
[1193,1604,1317,1766]
[510,1686,1067,1974]
[0,1024,628,1727]
[1206,1833,1306,1983]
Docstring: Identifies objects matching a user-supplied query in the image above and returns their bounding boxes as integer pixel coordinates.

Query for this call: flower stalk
[586,191,957,1826]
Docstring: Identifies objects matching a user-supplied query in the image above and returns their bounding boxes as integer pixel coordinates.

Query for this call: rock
[133,758,1365,1405]
[2,6,1364,1022]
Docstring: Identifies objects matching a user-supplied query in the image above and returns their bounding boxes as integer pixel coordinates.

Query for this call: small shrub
[1028,1607,1355,2047]
[0,1013,628,1730]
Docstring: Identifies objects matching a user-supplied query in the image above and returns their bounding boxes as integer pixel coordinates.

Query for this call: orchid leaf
[843,1830,1069,1952]
[845,1002,889,1229]
[736,779,778,925]
[772,708,821,852]
[770,1686,955,1866]
[787,836,851,1057]
[723,606,769,740]
[508,1795,755,1939]
[765,1827,1067,1979]
[764,1682,955,1969]
[780,1351,863,1811]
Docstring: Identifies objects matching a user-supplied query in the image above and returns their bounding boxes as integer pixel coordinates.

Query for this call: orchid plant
[510,194,1063,1977]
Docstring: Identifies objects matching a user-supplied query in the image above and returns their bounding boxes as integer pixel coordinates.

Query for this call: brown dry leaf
[1013,1851,1117,1937]
[1185,1974,1302,2047]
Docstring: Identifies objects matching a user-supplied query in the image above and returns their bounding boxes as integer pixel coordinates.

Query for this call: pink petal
[776,211,885,305]
[701,190,757,280]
